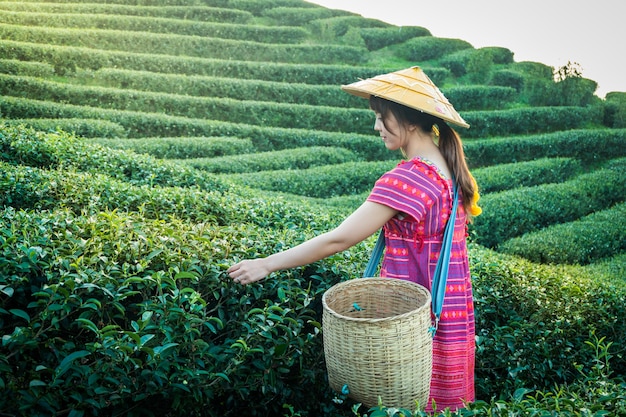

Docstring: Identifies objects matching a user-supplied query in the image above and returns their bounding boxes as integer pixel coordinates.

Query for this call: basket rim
[322,277,431,323]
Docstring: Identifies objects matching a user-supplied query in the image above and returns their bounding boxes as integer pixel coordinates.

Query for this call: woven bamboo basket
[322,278,432,409]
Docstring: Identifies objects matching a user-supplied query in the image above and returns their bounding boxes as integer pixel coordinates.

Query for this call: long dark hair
[369,96,477,216]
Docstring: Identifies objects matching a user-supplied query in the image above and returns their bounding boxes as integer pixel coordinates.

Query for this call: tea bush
[0,207,353,416]
[307,15,390,39]
[225,160,396,198]
[181,146,360,174]
[3,118,126,138]
[0,2,253,23]
[0,11,309,43]
[0,40,393,84]
[91,136,255,159]
[260,6,351,26]
[0,24,367,65]
[443,85,517,111]
[396,36,473,61]
[463,129,626,167]
[75,68,367,108]
[0,57,54,77]
[359,26,431,51]
[470,246,626,398]
[472,163,626,248]
[471,157,582,193]
[500,201,626,265]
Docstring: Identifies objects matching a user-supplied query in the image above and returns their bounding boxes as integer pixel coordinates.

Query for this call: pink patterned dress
[366,157,475,412]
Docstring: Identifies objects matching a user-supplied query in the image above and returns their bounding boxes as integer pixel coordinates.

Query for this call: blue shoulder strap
[363,230,385,277]
[430,180,459,336]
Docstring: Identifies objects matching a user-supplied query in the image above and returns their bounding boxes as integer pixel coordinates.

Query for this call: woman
[228,66,481,412]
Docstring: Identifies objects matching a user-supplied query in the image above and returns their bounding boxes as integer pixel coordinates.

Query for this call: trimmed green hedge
[91,137,255,159]
[463,129,626,168]
[2,118,126,138]
[0,23,366,65]
[73,68,367,108]
[443,85,517,111]
[500,201,626,265]
[472,163,626,248]
[226,160,395,198]
[472,157,583,194]
[0,57,54,77]
[0,124,229,192]
[308,15,390,39]
[0,2,254,23]
[359,26,430,51]
[261,6,352,26]
[0,96,393,160]
[0,40,395,84]
[180,146,361,174]
[396,36,473,61]
[0,10,309,44]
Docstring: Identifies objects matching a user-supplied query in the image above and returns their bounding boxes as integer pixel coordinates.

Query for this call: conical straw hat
[342,66,469,128]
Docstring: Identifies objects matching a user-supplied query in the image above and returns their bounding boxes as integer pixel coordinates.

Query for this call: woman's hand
[227,258,271,286]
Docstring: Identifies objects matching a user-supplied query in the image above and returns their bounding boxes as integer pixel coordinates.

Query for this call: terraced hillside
[1,0,626,415]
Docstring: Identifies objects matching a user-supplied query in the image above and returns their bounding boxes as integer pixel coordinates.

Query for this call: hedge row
[0,75,603,137]
[0,23,366,65]
[472,157,583,194]
[91,136,255,159]
[463,129,626,167]
[307,15,391,39]
[2,206,625,415]
[181,146,361,174]
[0,206,342,416]
[0,74,369,134]
[73,68,367,109]
[396,36,474,61]
[0,161,333,231]
[221,156,586,201]
[73,68,508,111]
[472,163,626,248]
[261,6,353,26]
[0,40,401,84]
[359,26,430,51]
[500,201,626,265]
[226,160,396,198]
[0,97,394,161]
[0,11,309,44]
[2,118,126,138]
[0,57,54,77]
[0,124,230,192]
[444,85,517,111]
[0,2,254,22]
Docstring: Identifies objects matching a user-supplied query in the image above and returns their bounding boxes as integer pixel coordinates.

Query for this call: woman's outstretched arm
[227,201,397,285]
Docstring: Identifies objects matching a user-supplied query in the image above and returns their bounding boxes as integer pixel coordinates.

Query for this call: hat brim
[342,66,470,129]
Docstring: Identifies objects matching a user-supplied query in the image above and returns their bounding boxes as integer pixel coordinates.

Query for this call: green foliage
[0,10,308,44]
[500,201,626,265]
[472,164,626,248]
[489,69,525,92]
[0,24,366,65]
[396,36,473,61]
[604,91,626,128]
[472,157,582,194]
[0,57,54,77]
[0,2,254,23]
[442,86,517,111]
[2,118,126,138]
[308,15,390,41]
[181,146,361,174]
[90,136,255,159]
[261,6,352,26]
[0,39,394,84]
[0,206,346,416]
[463,129,626,168]
[226,160,396,198]
[359,26,431,51]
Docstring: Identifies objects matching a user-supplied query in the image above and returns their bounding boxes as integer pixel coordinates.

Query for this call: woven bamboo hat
[342,66,470,128]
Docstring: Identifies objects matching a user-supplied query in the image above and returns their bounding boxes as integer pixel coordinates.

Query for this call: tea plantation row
[1,124,626,416]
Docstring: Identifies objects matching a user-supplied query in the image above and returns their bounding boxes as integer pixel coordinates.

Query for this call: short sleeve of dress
[366,160,447,223]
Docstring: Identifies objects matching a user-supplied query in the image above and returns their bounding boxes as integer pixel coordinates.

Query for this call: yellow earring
[432,124,440,137]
